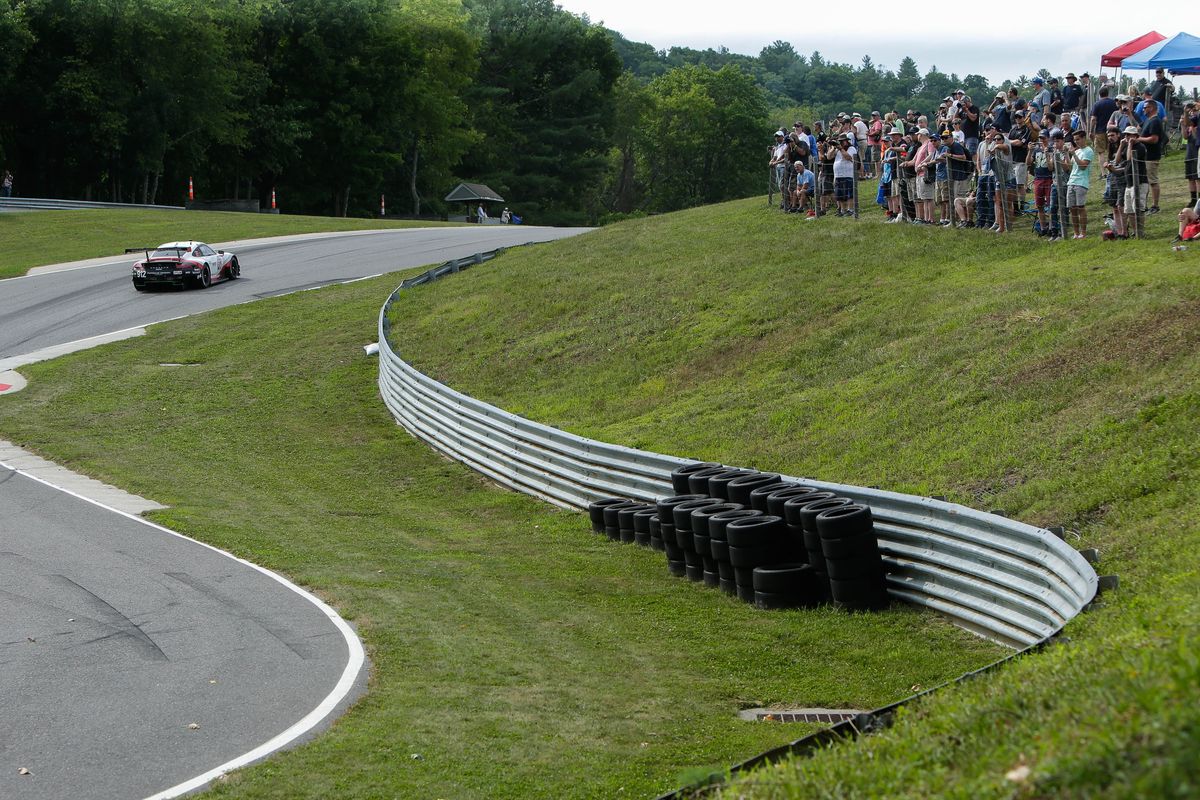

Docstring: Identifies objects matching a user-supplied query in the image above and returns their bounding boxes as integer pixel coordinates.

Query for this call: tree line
[4,0,1103,223]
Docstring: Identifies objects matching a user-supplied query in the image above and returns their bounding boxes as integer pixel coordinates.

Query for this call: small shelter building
[445,182,505,223]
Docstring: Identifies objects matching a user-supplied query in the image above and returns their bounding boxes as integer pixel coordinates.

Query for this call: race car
[130,241,241,290]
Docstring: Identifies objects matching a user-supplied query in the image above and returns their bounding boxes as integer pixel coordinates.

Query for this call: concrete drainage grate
[739,707,868,724]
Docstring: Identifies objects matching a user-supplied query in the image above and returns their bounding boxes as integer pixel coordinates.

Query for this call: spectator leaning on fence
[1184,102,1199,206]
[771,130,790,204]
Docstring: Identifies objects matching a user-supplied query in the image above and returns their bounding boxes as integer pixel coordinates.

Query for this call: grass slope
[0,277,997,798]
[0,208,457,279]
[384,164,1200,795]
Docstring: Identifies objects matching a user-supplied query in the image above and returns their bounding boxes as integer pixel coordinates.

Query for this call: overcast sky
[554,0,1199,95]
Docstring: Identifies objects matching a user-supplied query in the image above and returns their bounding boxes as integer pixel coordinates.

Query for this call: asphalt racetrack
[0,224,591,798]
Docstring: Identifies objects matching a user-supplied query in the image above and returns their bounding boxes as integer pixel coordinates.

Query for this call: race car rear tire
[133,281,145,292]
[199,267,211,289]
[229,256,240,279]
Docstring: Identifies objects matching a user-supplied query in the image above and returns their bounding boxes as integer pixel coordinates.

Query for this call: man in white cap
[770,129,790,206]
[852,113,869,177]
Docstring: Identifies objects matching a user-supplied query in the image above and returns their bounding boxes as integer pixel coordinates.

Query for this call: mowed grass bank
[385,169,1200,795]
[0,273,999,798]
[0,207,459,279]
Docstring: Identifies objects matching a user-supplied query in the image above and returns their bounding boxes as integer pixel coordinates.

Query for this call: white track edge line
[0,460,367,799]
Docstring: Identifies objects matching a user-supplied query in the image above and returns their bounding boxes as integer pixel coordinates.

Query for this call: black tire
[708,509,763,542]
[701,555,717,573]
[686,467,730,495]
[649,535,664,552]
[619,528,636,544]
[821,530,881,561]
[750,481,798,512]
[588,498,627,532]
[667,560,686,577]
[751,563,814,593]
[199,266,211,288]
[649,518,661,538]
[825,555,884,581]
[634,532,652,547]
[710,538,729,562]
[672,499,724,533]
[719,578,737,595]
[603,501,645,532]
[703,571,720,588]
[733,566,755,586]
[816,503,875,540]
[632,508,659,534]
[782,491,839,526]
[690,502,743,537]
[664,541,683,560]
[767,486,823,518]
[683,549,701,568]
[604,526,620,541]
[717,561,735,581]
[736,583,756,603]
[656,495,706,525]
[706,469,755,500]
[617,503,654,538]
[794,497,854,535]
[670,462,721,494]
[685,564,704,582]
[727,473,782,505]
[692,533,711,559]
[228,256,240,279]
[133,281,146,292]
[830,575,889,609]
[728,543,782,568]
[725,515,786,548]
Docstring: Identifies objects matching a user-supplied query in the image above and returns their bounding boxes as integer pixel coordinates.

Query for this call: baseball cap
[996,92,1006,98]
[1116,94,1130,101]
[953,88,965,95]
[889,126,903,135]
[917,128,929,136]
[1032,76,1044,84]
[852,112,862,118]
[1038,130,1049,138]
[940,130,952,138]
[775,130,786,136]
[1049,77,1059,84]
[1051,129,1065,138]
[1123,125,1139,135]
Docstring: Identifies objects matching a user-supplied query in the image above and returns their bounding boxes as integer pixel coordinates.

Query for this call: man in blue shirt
[791,160,816,216]
[1134,90,1166,124]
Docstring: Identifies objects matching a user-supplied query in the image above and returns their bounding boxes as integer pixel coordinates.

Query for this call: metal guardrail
[376,252,1098,650]
[0,197,184,211]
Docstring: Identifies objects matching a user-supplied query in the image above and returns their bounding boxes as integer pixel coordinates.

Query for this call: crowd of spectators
[770,68,1200,242]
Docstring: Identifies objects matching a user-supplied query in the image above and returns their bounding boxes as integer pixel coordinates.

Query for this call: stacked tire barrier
[588,467,890,612]
[377,255,1098,649]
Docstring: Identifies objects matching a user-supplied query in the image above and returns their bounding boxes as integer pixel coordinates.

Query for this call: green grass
[0,276,998,799]
[2,158,1197,798]
[0,208,459,279]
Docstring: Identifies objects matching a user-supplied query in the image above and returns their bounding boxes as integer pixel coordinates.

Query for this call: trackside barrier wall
[377,252,1097,650]
[0,197,185,211]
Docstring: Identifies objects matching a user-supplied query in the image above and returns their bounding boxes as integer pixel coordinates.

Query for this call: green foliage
[460,0,621,225]
[636,65,768,213]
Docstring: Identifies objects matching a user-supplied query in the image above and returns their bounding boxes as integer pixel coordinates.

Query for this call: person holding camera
[1101,125,1128,239]
[1028,131,1054,236]
[1064,129,1094,238]
[829,133,859,217]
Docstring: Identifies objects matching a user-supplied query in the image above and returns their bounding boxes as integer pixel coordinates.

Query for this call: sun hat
[1123,125,1140,135]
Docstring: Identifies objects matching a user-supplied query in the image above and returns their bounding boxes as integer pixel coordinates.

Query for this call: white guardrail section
[0,197,184,211]
[377,256,1098,649]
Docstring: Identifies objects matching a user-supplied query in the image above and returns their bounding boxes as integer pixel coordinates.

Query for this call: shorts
[1104,178,1126,207]
[1186,157,1198,181]
[820,172,834,195]
[1145,160,1160,185]
[1034,177,1052,209]
[949,178,973,200]
[1124,183,1149,214]
[1013,163,1028,186]
[915,176,935,200]
[834,177,854,201]
[935,180,949,203]
[1066,185,1088,208]
[905,178,919,203]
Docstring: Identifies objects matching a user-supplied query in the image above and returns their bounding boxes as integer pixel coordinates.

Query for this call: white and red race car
[131,241,241,290]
